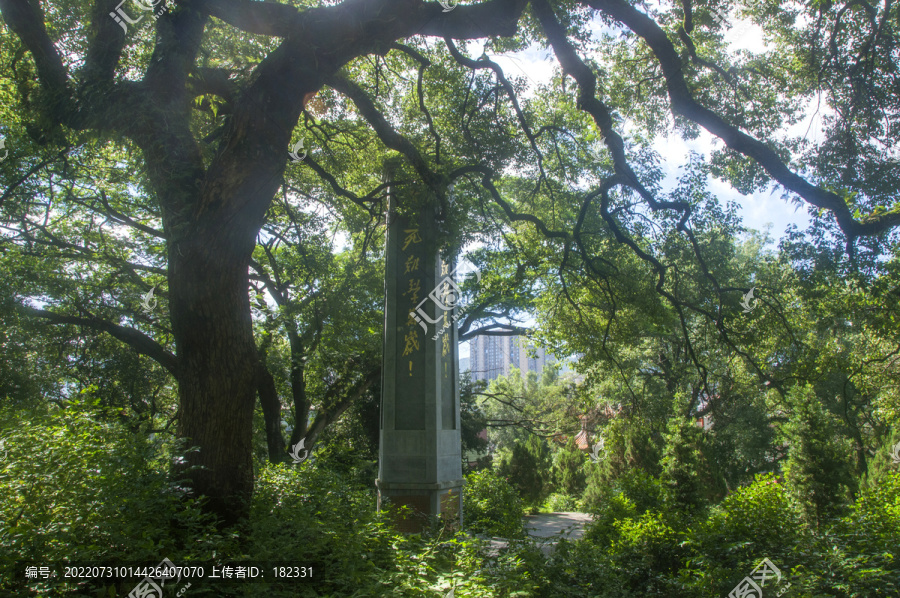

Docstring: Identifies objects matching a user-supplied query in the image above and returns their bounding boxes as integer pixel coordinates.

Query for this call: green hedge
[462,469,525,538]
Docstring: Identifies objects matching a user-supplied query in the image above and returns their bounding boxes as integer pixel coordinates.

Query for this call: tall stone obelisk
[376,163,463,532]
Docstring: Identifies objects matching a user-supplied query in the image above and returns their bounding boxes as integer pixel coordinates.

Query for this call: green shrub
[462,469,525,538]
[789,468,900,597]
[659,401,715,514]
[239,461,399,597]
[782,385,857,529]
[842,468,900,550]
[497,437,553,512]
[681,473,800,596]
[552,437,587,496]
[582,489,637,547]
[698,473,799,559]
[545,492,583,512]
[608,511,686,594]
[0,404,225,597]
[615,469,664,514]
[583,467,663,517]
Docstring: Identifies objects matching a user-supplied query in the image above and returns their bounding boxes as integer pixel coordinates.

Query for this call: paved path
[479,511,591,556]
[524,511,591,541]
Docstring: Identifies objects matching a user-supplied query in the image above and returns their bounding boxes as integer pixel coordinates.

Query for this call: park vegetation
[1,0,899,596]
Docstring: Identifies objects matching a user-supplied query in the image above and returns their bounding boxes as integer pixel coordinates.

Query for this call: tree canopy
[1,0,898,525]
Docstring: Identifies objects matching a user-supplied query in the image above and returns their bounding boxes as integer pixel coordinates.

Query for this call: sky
[483,8,819,241]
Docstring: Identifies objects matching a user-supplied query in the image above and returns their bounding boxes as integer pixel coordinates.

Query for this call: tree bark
[257,362,287,464]
[288,329,311,446]
[168,231,263,526]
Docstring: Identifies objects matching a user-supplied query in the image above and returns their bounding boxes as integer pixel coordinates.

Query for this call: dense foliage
[2,405,898,597]
[1,0,899,595]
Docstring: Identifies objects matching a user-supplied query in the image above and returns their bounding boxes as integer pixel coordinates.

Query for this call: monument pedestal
[376,479,463,533]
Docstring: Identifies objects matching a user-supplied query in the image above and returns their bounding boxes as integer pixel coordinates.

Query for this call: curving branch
[17,304,180,379]
[444,38,547,185]
[0,0,70,103]
[391,42,442,165]
[99,191,167,239]
[301,365,380,452]
[326,72,447,212]
[82,0,130,90]
[459,323,529,340]
[187,0,527,40]
[302,158,389,218]
[582,0,900,239]
[188,67,239,104]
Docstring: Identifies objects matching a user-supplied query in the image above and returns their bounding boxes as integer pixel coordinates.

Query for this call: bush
[782,385,857,529]
[462,469,525,538]
[615,468,664,514]
[697,473,799,559]
[0,404,225,597]
[683,473,800,596]
[607,511,686,594]
[553,437,587,496]
[582,489,637,547]
[545,492,584,512]
[659,399,716,513]
[582,469,665,550]
[241,461,398,596]
[791,468,900,597]
[497,439,550,512]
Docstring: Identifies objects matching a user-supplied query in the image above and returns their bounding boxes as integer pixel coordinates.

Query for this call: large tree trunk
[168,230,262,526]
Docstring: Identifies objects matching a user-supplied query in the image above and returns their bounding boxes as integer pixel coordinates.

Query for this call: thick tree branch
[99,191,167,239]
[326,72,448,214]
[17,304,180,379]
[583,0,900,239]
[302,366,379,451]
[82,0,130,91]
[256,360,286,463]
[459,323,529,341]
[187,0,527,40]
[0,0,71,114]
[326,74,439,188]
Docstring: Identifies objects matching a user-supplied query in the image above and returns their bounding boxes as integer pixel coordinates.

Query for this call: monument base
[376,479,464,533]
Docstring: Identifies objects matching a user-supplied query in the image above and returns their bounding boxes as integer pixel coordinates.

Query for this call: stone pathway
[524,511,591,540]
[524,511,591,555]
[478,511,591,556]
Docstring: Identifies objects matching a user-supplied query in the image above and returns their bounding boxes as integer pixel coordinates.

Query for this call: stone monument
[376,163,463,532]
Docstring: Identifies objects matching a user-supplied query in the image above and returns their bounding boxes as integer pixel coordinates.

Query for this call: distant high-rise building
[469,334,548,383]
